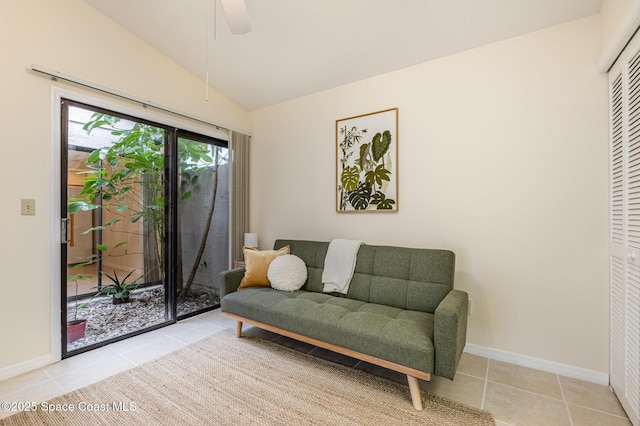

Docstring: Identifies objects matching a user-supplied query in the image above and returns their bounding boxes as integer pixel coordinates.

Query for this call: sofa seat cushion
[222,287,435,373]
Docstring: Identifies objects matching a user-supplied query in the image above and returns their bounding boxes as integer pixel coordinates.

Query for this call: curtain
[229,131,251,267]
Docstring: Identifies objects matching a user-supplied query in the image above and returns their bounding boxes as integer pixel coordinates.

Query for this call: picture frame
[336,108,398,212]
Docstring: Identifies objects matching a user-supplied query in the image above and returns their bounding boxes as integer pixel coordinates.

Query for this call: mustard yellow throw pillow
[238,245,290,290]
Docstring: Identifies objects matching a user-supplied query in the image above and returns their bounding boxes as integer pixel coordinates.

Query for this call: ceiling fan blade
[220,0,252,35]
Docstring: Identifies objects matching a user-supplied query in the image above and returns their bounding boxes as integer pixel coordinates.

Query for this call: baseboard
[0,355,51,382]
[464,343,609,386]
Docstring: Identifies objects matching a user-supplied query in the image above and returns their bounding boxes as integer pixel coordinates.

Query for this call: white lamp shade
[244,233,258,248]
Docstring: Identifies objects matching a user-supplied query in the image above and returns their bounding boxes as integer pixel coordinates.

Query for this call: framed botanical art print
[336,108,398,212]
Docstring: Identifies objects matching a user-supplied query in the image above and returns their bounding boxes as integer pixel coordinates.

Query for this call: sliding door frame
[61,99,178,358]
[50,87,229,362]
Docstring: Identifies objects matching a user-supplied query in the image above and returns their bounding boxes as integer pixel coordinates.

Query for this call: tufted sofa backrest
[273,239,455,314]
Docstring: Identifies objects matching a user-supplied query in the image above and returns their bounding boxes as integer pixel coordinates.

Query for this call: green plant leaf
[371,191,396,209]
[80,220,121,236]
[365,164,391,187]
[340,166,360,192]
[358,143,369,169]
[348,182,372,210]
[72,254,98,268]
[96,244,108,251]
[377,198,396,209]
[86,148,103,164]
[67,201,99,213]
[67,273,92,282]
[371,130,392,163]
[83,119,109,135]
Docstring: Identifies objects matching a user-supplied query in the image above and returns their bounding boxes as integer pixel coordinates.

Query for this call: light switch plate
[21,199,35,216]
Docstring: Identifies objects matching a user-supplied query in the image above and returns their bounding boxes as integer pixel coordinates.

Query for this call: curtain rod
[30,65,251,136]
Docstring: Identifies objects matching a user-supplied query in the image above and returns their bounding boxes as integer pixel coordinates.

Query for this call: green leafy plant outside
[68,112,226,299]
[99,269,137,301]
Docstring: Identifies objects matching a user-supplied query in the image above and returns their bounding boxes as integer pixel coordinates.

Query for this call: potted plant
[67,273,90,342]
[99,269,138,304]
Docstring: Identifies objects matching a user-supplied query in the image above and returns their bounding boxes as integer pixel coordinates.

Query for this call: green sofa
[220,239,468,410]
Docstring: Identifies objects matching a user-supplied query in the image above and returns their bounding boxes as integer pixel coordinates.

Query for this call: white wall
[0,0,249,373]
[249,16,610,377]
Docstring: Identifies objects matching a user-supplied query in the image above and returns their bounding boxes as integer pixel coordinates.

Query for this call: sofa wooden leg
[407,375,423,411]
[235,321,243,338]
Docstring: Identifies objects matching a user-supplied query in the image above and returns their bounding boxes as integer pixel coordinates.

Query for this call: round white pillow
[268,254,307,292]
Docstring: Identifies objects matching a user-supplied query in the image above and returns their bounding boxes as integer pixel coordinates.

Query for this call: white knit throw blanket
[322,239,364,294]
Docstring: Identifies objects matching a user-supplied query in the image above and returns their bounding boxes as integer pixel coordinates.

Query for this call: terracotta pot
[67,319,87,342]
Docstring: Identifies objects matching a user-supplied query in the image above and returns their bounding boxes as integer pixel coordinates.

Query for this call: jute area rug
[1,330,494,425]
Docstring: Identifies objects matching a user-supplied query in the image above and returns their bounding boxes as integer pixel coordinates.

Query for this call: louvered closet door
[609,31,640,426]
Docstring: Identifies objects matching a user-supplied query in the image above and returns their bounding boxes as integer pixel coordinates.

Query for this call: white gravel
[66,286,219,352]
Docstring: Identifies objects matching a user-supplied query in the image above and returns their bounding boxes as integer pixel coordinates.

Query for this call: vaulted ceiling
[84,0,602,111]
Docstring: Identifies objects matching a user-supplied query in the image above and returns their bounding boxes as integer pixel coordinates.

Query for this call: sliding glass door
[61,100,227,357]
[176,134,229,318]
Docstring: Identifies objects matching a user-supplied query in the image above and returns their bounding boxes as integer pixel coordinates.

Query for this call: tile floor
[0,309,632,425]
